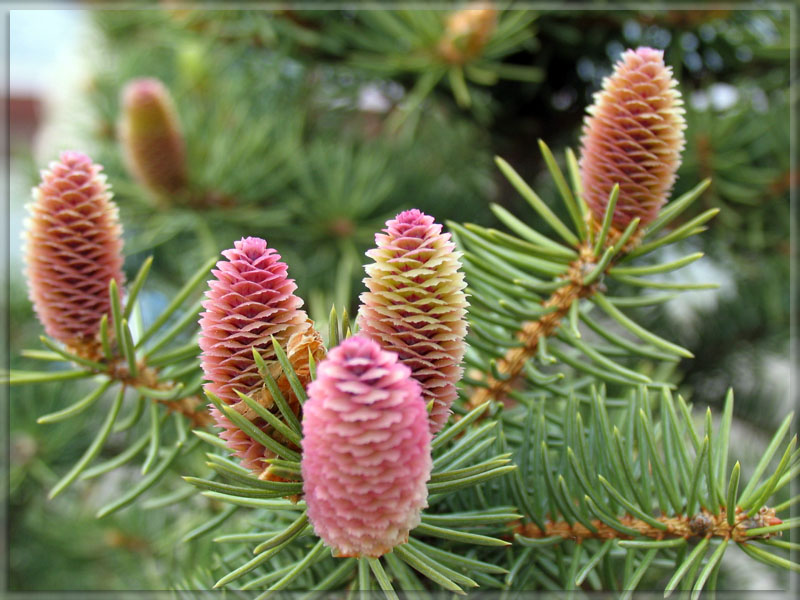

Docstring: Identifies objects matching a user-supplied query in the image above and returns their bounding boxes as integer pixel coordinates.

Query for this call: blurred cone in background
[119,77,188,200]
[438,2,498,64]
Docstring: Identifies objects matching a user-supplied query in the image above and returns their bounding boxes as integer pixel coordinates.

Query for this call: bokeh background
[6,4,793,590]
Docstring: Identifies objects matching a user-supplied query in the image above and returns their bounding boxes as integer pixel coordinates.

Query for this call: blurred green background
[6,5,792,591]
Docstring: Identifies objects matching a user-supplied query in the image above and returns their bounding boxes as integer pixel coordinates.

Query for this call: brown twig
[467,243,598,408]
[66,341,213,429]
[115,361,214,428]
[466,226,643,410]
[514,506,783,544]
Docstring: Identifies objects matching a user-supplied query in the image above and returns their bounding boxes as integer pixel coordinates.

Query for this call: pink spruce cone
[24,151,125,354]
[357,209,468,434]
[199,237,317,475]
[302,335,432,558]
[120,77,187,196]
[580,47,686,229]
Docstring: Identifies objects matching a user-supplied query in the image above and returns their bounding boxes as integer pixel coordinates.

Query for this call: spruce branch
[12,144,215,511]
[455,47,708,409]
[500,385,800,590]
[335,4,538,123]
[189,373,517,593]
[14,259,216,428]
[12,14,795,593]
[11,249,218,502]
[465,236,604,408]
[459,149,710,409]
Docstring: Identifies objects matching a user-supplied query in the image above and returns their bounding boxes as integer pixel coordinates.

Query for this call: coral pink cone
[302,335,432,558]
[580,47,686,229]
[358,209,468,434]
[24,151,125,353]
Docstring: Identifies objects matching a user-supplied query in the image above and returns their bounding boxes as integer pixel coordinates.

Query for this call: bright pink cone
[302,335,432,557]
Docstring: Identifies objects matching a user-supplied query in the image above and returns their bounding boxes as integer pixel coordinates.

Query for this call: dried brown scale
[226,322,326,483]
[514,506,782,544]
[231,320,325,423]
[68,339,108,363]
[166,395,214,428]
[258,333,327,483]
[116,364,213,429]
[467,243,601,409]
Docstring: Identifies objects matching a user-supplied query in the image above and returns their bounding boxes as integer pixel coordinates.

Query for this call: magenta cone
[199,237,311,473]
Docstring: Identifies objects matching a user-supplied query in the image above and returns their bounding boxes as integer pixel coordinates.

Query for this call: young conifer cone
[357,209,468,434]
[120,77,187,197]
[580,47,686,229]
[199,237,317,475]
[302,335,432,558]
[438,2,498,64]
[24,151,125,356]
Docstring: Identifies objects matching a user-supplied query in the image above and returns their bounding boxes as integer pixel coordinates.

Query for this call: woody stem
[515,506,782,544]
[467,242,600,408]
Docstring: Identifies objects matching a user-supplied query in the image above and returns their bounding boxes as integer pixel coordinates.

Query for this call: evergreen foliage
[7,5,794,595]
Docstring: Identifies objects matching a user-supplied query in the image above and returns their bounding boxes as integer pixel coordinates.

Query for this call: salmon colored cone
[24,151,125,354]
[580,47,686,229]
